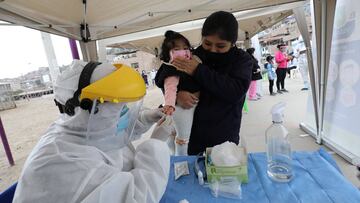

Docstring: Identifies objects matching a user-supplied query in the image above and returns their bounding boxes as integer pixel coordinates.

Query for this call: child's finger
[190,94,199,103]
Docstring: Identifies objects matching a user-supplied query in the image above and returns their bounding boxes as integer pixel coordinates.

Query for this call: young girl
[246,48,262,101]
[265,55,277,96]
[155,30,200,155]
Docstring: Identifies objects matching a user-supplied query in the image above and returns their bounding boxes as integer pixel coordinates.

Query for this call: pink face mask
[170,50,191,62]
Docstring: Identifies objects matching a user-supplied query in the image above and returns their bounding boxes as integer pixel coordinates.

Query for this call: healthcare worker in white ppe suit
[13,60,176,203]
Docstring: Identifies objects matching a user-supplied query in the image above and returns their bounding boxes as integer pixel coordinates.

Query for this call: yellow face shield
[80,64,146,104]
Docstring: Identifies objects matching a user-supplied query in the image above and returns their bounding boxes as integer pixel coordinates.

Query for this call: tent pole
[79,41,98,61]
[97,40,107,62]
[0,117,14,166]
[311,0,324,144]
[318,0,327,144]
[69,39,80,60]
[318,0,337,144]
[293,6,320,143]
[41,32,60,84]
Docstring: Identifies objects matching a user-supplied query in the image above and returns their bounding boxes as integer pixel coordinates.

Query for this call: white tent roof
[103,2,302,53]
[0,0,305,41]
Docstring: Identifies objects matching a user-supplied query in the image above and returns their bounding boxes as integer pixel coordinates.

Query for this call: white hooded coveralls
[13,61,171,203]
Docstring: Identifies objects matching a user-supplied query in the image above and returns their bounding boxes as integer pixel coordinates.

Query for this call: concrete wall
[0,83,16,111]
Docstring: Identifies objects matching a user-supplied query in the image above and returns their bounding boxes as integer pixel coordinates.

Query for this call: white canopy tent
[98,2,304,56]
[0,0,305,40]
[2,0,357,164]
[0,0,306,60]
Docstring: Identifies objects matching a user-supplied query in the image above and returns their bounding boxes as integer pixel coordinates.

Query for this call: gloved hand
[151,116,176,141]
[139,108,164,126]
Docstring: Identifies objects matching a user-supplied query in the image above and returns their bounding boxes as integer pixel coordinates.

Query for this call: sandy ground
[0,95,59,191]
[1,77,359,191]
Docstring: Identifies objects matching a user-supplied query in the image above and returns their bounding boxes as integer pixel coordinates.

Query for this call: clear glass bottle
[266,102,293,182]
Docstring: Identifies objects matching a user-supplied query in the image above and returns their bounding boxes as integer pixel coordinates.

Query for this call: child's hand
[163,105,175,115]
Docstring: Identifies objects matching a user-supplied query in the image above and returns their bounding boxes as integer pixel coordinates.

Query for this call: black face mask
[200,46,236,66]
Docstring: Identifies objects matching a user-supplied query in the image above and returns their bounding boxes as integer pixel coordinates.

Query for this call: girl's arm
[164,76,179,115]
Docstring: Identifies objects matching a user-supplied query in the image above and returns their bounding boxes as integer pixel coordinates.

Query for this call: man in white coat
[13,60,175,203]
[298,48,309,90]
[296,36,309,91]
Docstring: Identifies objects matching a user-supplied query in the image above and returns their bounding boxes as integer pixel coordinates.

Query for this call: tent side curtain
[298,0,360,165]
[311,0,337,143]
[293,6,320,142]
[80,41,98,61]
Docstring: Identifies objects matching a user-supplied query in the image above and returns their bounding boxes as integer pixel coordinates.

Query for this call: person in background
[265,55,277,96]
[298,48,309,90]
[275,44,290,93]
[155,30,201,155]
[246,48,262,101]
[150,69,157,86]
[287,51,298,78]
[171,11,253,155]
[141,70,149,86]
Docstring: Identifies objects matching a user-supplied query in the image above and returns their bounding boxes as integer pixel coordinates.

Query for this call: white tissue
[179,199,189,203]
[211,141,242,166]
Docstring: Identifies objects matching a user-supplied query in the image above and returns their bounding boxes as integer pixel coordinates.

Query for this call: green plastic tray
[205,147,248,183]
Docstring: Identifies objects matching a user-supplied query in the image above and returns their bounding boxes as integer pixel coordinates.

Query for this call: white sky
[0,25,74,79]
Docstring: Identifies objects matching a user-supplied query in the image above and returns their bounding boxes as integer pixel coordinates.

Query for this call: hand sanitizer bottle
[266,102,293,182]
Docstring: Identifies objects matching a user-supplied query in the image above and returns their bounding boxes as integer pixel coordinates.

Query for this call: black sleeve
[193,54,253,103]
[252,59,261,73]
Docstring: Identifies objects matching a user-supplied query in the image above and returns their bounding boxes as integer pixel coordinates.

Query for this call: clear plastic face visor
[116,99,143,142]
[85,98,143,151]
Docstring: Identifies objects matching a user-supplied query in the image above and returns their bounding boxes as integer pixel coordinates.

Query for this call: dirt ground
[0,95,59,191]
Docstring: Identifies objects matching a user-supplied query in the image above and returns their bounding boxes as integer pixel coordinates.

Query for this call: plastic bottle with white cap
[266,102,293,182]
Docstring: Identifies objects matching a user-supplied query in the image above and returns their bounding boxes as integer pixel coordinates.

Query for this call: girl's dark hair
[246,48,255,55]
[246,48,256,60]
[202,11,238,44]
[159,30,191,62]
[277,44,286,49]
[266,55,274,62]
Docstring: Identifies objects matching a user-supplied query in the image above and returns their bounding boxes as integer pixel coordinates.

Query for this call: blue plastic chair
[0,182,17,203]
